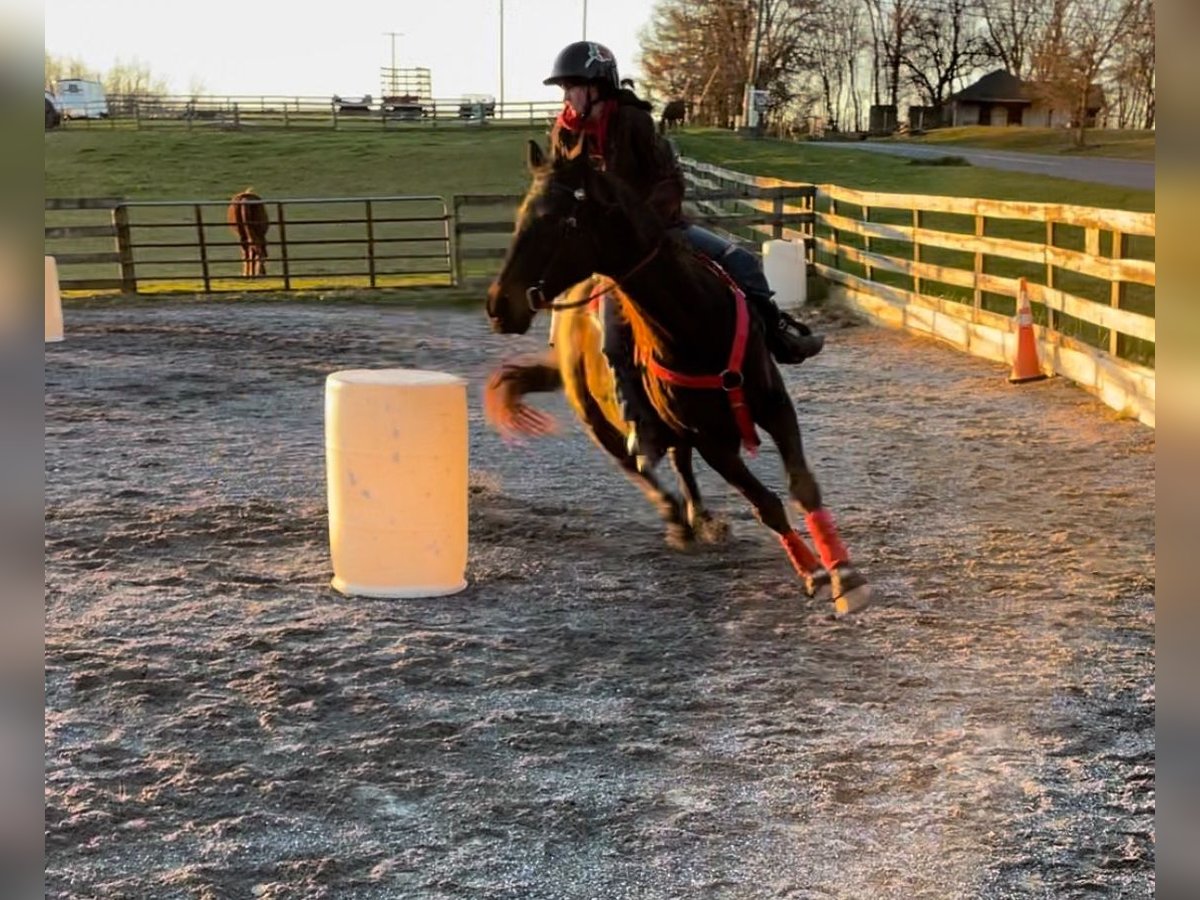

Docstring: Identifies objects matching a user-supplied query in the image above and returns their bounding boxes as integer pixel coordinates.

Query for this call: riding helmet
[544,41,621,90]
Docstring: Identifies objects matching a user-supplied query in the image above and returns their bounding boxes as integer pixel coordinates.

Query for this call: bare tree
[1107,0,1154,128]
[903,0,989,109]
[103,57,170,97]
[803,0,869,131]
[863,0,920,116]
[44,52,99,87]
[641,0,819,128]
[1030,0,1140,145]
[976,0,1043,78]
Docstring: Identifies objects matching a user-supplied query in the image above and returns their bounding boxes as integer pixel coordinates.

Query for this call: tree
[103,57,170,97]
[1107,0,1154,128]
[802,0,869,132]
[1030,0,1139,145]
[864,0,921,111]
[44,52,99,87]
[976,0,1043,78]
[903,0,989,110]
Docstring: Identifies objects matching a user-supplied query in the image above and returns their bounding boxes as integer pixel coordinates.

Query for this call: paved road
[805,141,1154,191]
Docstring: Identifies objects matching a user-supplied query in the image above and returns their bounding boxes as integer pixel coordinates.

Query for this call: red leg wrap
[780,531,820,576]
[805,508,851,569]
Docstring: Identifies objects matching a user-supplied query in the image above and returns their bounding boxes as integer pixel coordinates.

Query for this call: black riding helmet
[544,41,621,91]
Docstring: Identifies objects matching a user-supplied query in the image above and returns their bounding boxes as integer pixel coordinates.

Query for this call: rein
[526,238,663,312]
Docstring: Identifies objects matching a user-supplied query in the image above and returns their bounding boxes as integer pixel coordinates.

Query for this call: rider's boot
[745,289,826,364]
[603,316,670,472]
[683,225,825,366]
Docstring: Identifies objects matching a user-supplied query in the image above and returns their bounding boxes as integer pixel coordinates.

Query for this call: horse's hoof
[692,514,729,545]
[831,565,872,617]
[805,568,832,601]
[665,522,695,551]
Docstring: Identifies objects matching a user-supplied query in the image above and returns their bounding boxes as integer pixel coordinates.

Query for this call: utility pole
[383,31,403,94]
[582,0,587,39]
[499,0,505,112]
[741,0,765,133]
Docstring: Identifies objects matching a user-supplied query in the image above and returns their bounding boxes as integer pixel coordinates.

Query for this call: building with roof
[946,69,1105,128]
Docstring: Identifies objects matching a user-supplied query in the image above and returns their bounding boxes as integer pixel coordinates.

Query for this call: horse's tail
[483,352,562,440]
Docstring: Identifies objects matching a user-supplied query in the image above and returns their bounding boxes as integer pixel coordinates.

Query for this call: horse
[226,190,270,277]
[659,99,688,133]
[483,140,871,615]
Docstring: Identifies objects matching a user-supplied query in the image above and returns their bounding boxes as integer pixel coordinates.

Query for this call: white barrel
[762,238,807,309]
[325,369,468,598]
[45,256,63,343]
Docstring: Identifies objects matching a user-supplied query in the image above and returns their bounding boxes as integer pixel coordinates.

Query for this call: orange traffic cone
[1009,277,1048,384]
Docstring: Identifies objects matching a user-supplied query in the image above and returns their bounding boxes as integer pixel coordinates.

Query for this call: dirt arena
[45,298,1154,898]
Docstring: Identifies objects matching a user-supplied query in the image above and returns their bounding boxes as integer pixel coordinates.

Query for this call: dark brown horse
[484,141,871,615]
[658,98,689,133]
[227,190,269,277]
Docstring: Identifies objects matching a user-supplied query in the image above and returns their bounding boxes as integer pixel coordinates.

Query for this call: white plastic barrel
[325,369,468,598]
[45,256,63,343]
[762,238,807,309]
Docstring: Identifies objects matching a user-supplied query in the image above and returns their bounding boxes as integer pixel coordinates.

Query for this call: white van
[54,79,109,119]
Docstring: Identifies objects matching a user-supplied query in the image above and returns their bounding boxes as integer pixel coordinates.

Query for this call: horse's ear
[527,140,545,171]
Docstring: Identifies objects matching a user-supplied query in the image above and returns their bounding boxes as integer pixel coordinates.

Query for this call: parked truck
[53,79,109,119]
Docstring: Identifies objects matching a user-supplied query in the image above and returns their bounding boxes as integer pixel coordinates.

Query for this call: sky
[44,0,659,103]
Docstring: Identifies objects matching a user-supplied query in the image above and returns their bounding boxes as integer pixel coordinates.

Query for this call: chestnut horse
[484,141,871,615]
[227,190,270,277]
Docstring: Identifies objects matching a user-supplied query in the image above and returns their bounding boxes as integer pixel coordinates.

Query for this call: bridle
[524,180,663,312]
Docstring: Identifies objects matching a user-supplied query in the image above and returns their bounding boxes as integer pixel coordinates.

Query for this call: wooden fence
[670,161,1155,425]
[55,93,562,131]
[450,171,817,288]
[45,196,453,294]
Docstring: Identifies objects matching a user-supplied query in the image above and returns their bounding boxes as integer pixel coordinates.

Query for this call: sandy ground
[45,299,1154,899]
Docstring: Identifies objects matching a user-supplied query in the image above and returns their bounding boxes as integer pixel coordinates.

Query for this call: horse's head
[486,140,641,335]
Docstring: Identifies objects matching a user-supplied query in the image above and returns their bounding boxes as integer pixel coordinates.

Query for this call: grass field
[46,125,1154,210]
[44,126,1154,361]
[890,126,1156,160]
[673,130,1154,211]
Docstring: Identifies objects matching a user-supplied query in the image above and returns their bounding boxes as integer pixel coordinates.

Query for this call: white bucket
[762,238,807,310]
[325,369,468,598]
[45,256,63,343]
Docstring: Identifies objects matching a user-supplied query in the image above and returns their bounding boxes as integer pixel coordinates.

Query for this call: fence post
[830,197,839,271]
[862,205,873,282]
[194,204,212,293]
[912,208,922,296]
[973,212,985,315]
[111,205,137,293]
[283,104,289,128]
[233,102,240,129]
[451,195,463,287]
[276,202,291,290]
[134,99,141,130]
[365,200,377,288]
[1110,230,1128,358]
[1045,220,1057,333]
[771,188,784,240]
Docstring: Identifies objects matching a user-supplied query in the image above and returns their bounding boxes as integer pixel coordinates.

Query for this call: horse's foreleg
[667,445,728,545]
[587,413,692,550]
[483,353,563,440]
[756,395,871,615]
[695,441,832,601]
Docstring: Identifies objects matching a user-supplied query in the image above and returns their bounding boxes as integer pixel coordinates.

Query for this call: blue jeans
[679,225,774,302]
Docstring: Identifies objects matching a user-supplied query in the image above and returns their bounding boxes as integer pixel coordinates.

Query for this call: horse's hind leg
[668,445,728,544]
[756,393,871,615]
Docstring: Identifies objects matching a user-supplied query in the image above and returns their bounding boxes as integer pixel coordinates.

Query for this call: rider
[544,40,824,470]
